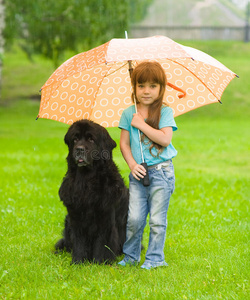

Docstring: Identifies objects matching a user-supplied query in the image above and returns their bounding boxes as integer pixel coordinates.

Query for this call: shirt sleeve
[159,106,178,131]
[118,109,130,131]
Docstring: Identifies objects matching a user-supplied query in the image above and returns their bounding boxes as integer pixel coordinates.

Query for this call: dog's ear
[64,125,75,147]
[100,127,116,152]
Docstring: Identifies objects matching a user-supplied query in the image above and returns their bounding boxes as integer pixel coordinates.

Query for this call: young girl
[118,61,177,270]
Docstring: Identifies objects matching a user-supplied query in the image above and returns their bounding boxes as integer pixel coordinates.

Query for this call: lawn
[0,41,249,299]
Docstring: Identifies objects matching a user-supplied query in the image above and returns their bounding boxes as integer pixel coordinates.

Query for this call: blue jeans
[122,161,175,268]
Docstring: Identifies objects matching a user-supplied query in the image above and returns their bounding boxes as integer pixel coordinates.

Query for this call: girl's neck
[137,103,149,119]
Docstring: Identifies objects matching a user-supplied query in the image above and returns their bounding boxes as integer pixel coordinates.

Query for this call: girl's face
[135,81,161,106]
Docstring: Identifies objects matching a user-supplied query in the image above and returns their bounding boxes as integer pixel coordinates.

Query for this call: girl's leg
[142,162,175,269]
[121,174,149,264]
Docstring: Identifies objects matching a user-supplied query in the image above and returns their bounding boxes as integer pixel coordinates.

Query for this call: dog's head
[64,120,116,168]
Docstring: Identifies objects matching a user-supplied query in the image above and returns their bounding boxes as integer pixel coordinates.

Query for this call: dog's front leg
[92,234,110,264]
[93,220,119,264]
[71,235,88,264]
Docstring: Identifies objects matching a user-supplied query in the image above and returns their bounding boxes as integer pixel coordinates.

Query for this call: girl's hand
[131,163,147,180]
[131,113,145,129]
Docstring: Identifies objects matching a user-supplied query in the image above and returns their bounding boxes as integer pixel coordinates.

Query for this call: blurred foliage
[4,0,152,67]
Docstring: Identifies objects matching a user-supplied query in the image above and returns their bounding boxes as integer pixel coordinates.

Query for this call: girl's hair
[131,61,167,156]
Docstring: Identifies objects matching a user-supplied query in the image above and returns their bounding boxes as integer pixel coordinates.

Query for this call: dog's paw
[70,258,84,265]
[55,238,65,250]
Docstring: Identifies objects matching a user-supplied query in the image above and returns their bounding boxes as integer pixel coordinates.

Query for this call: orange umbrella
[37,36,237,126]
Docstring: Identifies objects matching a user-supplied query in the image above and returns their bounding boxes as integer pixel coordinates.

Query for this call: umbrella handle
[134,100,145,163]
[141,162,150,186]
[134,100,150,186]
[128,60,133,78]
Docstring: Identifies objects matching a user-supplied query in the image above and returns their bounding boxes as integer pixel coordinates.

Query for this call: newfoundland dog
[55,120,129,264]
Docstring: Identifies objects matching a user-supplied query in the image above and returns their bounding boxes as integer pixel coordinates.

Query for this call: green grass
[0,41,249,299]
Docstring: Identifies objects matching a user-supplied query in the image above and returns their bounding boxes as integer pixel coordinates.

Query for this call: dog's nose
[75,146,86,157]
[76,146,85,153]
[76,146,84,151]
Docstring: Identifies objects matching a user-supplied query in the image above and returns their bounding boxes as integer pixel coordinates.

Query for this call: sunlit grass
[0,99,249,299]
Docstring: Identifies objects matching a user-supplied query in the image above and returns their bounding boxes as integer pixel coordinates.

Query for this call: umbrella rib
[169,58,228,102]
[105,62,129,77]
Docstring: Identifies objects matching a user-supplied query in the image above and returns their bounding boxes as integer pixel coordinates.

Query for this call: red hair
[131,61,166,156]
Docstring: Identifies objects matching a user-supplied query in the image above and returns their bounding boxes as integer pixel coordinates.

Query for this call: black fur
[55,120,129,264]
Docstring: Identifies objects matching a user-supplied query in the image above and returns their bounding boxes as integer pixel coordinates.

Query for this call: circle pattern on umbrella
[39,36,236,126]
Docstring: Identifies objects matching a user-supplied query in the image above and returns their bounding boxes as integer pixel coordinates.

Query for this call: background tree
[4,0,151,67]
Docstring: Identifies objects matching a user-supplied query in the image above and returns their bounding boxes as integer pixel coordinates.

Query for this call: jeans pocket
[161,163,174,178]
[161,166,175,194]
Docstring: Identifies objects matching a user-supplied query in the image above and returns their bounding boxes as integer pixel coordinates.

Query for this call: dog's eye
[88,137,94,143]
[74,138,79,144]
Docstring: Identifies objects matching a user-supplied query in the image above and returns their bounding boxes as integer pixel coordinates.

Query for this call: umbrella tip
[236,74,239,78]
[36,115,39,120]
[218,100,222,104]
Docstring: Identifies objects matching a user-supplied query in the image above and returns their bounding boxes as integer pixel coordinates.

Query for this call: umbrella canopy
[38,36,237,127]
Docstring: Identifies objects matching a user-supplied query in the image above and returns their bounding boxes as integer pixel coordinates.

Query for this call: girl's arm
[120,129,146,180]
[131,113,173,147]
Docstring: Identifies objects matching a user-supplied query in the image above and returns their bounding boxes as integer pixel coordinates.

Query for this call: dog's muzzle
[73,147,89,167]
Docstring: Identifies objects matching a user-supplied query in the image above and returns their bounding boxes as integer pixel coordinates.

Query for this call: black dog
[55,120,129,264]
